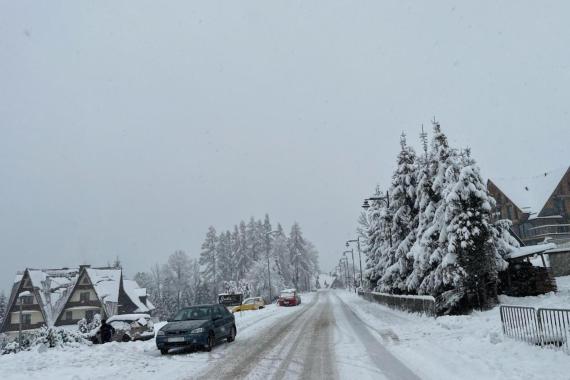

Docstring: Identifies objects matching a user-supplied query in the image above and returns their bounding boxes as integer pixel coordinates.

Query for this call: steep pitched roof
[490,166,569,219]
[85,268,122,303]
[1,268,80,330]
[27,268,80,325]
[122,280,154,313]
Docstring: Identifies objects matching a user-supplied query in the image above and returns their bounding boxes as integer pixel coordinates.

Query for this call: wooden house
[1,265,154,336]
[488,166,570,246]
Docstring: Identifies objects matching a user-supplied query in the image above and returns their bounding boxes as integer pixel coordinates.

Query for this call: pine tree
[236,221,250,281]
[445,161,501,310]
[414,121,458,296]
[216,231,234,285]
[381,133,418,293]
[199,226,219,301]
[288,222,308,290]
[0,291,6,326]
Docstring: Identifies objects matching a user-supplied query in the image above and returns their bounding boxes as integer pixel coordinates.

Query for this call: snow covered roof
[545,242,570,254]
[491,167,569,218]
[86,268,122,303]
[107,313,150,323]
[507,243,557,260]
[15,268,80,326]
[123,279,154,313]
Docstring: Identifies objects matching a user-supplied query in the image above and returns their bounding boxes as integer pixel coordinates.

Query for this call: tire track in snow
[195,292,320,379]
[332,291,420,380]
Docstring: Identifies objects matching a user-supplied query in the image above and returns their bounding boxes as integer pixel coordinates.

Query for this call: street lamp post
[346,238,363,289]
[344,249,356,293]
[342,253,351,292]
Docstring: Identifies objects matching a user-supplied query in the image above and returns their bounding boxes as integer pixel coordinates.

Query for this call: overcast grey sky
[1,1,569,292]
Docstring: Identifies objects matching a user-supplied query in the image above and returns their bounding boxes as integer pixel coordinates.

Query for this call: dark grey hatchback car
[156,304,236,355]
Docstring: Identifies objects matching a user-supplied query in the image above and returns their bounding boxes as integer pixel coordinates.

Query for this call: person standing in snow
[100,319,115,344]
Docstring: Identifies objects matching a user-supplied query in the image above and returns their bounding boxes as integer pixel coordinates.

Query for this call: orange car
[231,297,265,313]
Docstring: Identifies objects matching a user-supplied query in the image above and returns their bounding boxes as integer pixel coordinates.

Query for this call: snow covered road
[195,290,418,380]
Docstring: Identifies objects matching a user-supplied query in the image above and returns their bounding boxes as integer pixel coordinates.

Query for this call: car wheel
[227,326,236,343]
[204,332,215,352]
[160,348,169,355]
[122,334,131,342]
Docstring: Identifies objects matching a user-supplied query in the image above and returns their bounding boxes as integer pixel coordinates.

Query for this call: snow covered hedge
[0,327,90,355]
[360,123,519,315]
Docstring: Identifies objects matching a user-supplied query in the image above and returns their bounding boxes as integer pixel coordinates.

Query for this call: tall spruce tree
[199,226,219,300]
[381,134,418,293]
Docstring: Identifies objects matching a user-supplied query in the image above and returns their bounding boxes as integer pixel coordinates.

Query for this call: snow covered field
[0,294,315,380]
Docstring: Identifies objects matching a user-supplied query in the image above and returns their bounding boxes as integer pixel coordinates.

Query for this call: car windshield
[173,306,212,321]
[281,292,294,297]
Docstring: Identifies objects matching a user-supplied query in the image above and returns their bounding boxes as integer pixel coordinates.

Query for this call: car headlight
[157,330,165,336]
[191,328,205,334]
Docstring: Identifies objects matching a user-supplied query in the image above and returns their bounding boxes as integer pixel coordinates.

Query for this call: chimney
[79,265,91,271]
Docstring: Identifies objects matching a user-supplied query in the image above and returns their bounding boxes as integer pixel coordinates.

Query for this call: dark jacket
[100,322,115,343]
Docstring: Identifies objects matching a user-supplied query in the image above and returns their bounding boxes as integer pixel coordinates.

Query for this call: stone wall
[357,291,436,317]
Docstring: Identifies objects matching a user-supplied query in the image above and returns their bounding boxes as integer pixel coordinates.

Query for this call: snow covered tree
[415,122,459,297]
[216,230,234,285]
[363,186,393,291]
[200,226,219,301]
[380,134,419,293]
[235,221,250,281]
[288,222,315,291]
[167,251,193,311]
[0,291,6,326]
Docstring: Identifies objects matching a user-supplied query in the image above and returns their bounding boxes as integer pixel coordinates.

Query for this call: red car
[278,289,301,306]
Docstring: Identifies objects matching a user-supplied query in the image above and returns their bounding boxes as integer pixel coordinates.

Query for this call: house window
[66,311,73,320]
[85,310,95,323]
[81,276,90,285]
[20,314,31,325]
[80,292,90,302]
[20,295,34,305]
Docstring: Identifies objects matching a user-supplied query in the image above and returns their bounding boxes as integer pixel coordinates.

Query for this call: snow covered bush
[0,327,88,354]
[77,314,101,334]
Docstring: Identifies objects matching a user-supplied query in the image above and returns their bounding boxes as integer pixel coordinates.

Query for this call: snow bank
[337,279,570,380]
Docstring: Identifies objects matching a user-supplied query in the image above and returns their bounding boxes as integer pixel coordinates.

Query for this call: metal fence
[500,305,570,353]
[358,291,436,317]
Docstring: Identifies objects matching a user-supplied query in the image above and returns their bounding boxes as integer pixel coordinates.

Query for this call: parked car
[278,289,301,306]
[91,314,154,343]
[156,304,236,355]
[231,297,265,313]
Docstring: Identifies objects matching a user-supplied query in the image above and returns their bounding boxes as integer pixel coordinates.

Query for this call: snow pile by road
[0,293,315,380]
[336,276,570,380]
